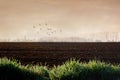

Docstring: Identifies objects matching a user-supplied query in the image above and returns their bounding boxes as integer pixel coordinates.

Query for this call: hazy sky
[0,0,120,40]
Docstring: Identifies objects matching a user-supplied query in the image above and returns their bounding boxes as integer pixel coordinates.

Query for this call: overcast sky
[0,0,120,41]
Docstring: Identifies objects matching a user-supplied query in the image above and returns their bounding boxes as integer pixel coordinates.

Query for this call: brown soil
[0,42,120,66]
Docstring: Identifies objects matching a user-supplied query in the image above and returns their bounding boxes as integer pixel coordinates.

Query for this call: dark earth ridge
[0,42,120,66]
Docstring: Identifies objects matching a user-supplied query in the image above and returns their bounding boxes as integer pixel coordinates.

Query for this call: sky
[0,0,120,41]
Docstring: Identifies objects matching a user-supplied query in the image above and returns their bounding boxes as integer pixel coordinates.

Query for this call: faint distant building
[95,40,102,42]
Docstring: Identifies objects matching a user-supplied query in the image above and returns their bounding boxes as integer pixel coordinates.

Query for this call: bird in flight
[60,30,62,32]
[33,26,36,28]
[40,28,42,30]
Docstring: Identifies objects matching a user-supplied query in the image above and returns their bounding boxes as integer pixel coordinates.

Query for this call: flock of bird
[33,23,62,36]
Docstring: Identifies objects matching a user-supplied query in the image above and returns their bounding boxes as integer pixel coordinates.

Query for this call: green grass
[0,58,120,80]
[0,58,49,80]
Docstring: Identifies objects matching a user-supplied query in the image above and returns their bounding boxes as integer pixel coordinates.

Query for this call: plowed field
[0,42,120,66]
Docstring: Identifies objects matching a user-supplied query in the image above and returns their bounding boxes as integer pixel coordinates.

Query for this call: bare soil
[0,42,120,66]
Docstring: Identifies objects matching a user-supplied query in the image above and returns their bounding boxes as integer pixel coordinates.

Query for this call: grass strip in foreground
[0,58,120,80]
